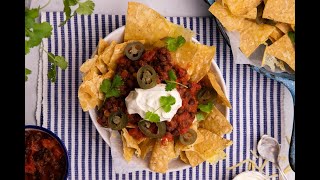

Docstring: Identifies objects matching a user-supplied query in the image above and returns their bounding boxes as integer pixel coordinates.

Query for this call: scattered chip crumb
[284,165,292,174]
[285,136,291,144]
[250,150,259,159]
[259,159,268,172]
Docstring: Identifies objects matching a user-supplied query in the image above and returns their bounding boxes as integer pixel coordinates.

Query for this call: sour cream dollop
[125,84,182,122]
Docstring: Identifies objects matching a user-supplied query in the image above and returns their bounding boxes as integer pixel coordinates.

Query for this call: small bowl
[25,125,69,180]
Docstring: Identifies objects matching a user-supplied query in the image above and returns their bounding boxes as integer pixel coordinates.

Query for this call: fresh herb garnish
[198,102,213,113]
[165,69,188,91]
[196,112,205,121]
[60,0,95,26]
[25,7,52,55]
[144,95,176,122]
[25,68,32,82]
[160,95,176,112]
[47,52,68,82]
[288,31,295,45]
[164,35,186,51]
[145,111,160,122]
[100,74,124,101]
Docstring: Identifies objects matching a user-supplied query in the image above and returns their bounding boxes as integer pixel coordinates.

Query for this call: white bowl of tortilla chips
[78,2,233,173]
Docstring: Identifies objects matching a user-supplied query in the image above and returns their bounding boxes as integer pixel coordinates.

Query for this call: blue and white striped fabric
[39,12,285,180]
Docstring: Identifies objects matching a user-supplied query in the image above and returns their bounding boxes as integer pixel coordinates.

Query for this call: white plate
[89,25,229,146]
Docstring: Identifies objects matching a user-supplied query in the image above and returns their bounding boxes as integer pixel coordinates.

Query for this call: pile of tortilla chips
[209,0,295,72]
[78,2,233,173]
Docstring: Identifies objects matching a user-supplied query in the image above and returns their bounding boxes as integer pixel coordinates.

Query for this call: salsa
[97,47,201,144]
[25,129,67,180]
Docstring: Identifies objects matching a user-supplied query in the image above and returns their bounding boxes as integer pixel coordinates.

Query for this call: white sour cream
[125,84,182,122]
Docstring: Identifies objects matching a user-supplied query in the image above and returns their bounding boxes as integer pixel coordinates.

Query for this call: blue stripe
[102,14,106,38]
[122,15,126,26]
[183,17,187,30]
[195,17,200,42]
[73,13,79,180]
[228,35,234,180]
[116,173,119,180]
[202,17,207,45]
[66,13,73,179]
[169,17,173,23]
[149,171,152,180]
[249,68,254,161]
[53,11,59,135]
[46,11,52,136]
[209,164,212,179]
[80,14,86,180]
[169,172,173,180]
[215,161,219,179]
[222,39,227,180]
[182,169,186,180]
[143,170,146,180]
[129,172,132,180]
[115,15,120,29]
[235,64,240,175]
[242,65,247,173]
[177,17,181,26]
[277,83,282,142]
[195,165,199,180]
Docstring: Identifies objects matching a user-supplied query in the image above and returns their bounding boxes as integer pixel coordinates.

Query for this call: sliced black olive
[138,120,166,138]
[179,129,197,145]
[108,110,128,130]
[137,65,158,89]
[124,41,145,61]
[197,87,217,104]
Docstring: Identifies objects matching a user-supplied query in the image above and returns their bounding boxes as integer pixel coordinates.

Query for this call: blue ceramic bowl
[25,125,69,179]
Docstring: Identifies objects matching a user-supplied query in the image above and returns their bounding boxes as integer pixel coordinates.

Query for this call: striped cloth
[38,12,286,180]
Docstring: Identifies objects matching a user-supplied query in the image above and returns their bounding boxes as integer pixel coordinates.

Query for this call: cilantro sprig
[165,69,188,91]
[100,74,124,101]
[60,0,95,26]
[47,52,68,82]
[25,0,95,82]
[196,102,214,122]
[288,31,295,45]
[163,35,186,52]
[144,95,176,122]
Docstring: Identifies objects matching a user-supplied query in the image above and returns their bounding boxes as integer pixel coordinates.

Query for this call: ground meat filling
[97,47,201,141]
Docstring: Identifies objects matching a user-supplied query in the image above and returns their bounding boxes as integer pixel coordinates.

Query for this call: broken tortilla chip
[179,151,190,164]
[97,38,109,55]
[241,8,257,19]
[275,22,293,34]
[139,138,156,159]
[149,140,175,173]
[185,151,205,167]
[266,34,295,71]
[121,132,135,162]
[199,105,233,136]
[224,0,262,16]
[121,128,141,157]
[262,0,295,24]
[269,27,284,41]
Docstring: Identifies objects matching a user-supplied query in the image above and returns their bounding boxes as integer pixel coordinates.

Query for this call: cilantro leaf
[198,102,213,113]
[25,41,30,55]
[160,95,176,112]
[76,0,95,15]
[47,52,69,82]
[145,111,160,122]
[100,74,124,100]
[288,31,295,45]
[165,69,188,91]
[164,35,186,52]
[25,68,32,82]
[196,112,205,122]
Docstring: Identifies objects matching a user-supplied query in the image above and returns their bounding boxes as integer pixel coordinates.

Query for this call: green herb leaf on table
[288,31,295,45]
[145,111,160,122]
[164,35,186,52]
[160,95,176,112]
[60,0,95,26]
[100,74,124,100]
[198,102,213,113]
[25,68,32,82]
[196,112,205,122]
[47,52,69,82]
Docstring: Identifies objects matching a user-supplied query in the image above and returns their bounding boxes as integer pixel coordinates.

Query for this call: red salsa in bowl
[25,126,68,180]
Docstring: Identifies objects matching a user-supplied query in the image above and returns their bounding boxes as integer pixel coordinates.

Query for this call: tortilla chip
[82,66,100,82]
[209,2,246,31]
[121,128,141,157]
[121,132,135,162]
[268,36,276,43]
[224,0,262,16]
[139,138,156,159]
[185,151,205,167]
[261,48,286,71]
[266,34,295,71]
[149,140,175,173]
[124,2,194,45]
[100,41,117,65]
[275,22,293,34]
[95,56,108,74]
[239,20,275,57]
[179,151,189,164]
[207,71,231,108]
[170,42,216,83]
[97,38,109,55]
[269,27,284,41]
[78,75,101,111]
[241,8,257,19]
[207,150,227,164]
[291,24,295,31]
[80,55,98,73]
[199,105,233,136]
[193,128,232,160]
[262,0,295,24]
